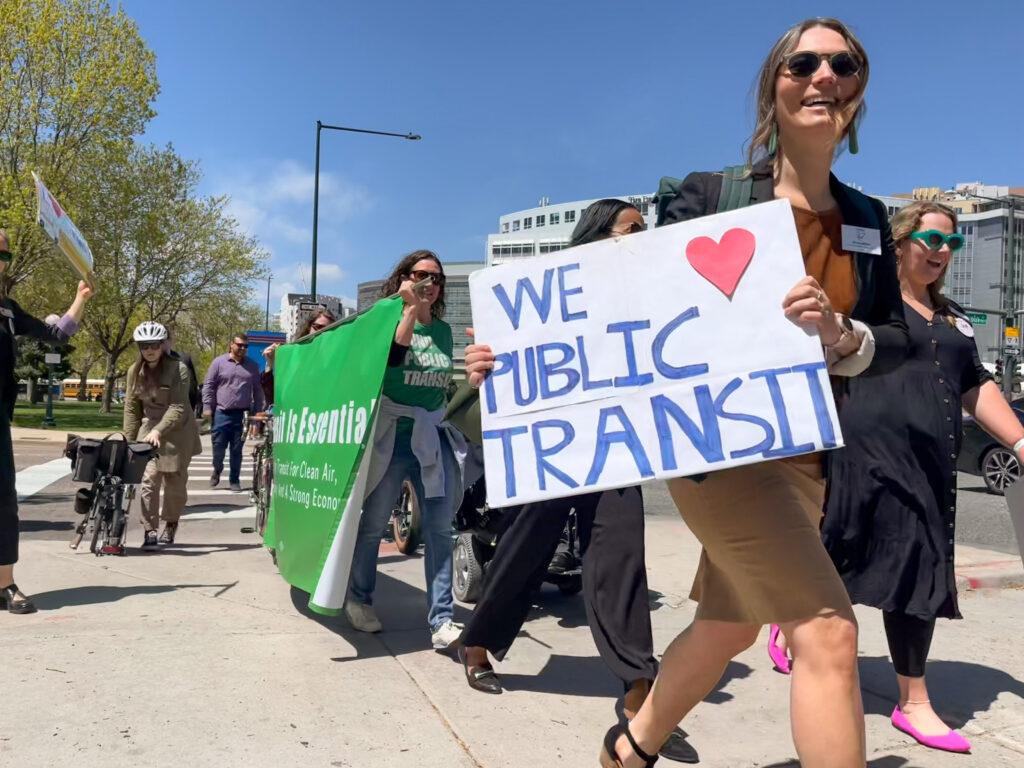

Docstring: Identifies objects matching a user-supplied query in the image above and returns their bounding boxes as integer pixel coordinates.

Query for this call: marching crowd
[1,15,1021,768]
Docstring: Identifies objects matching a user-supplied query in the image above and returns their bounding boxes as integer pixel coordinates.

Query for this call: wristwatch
[826,313,855,349]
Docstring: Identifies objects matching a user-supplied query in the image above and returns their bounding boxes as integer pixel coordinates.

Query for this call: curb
[955,562,1024,592]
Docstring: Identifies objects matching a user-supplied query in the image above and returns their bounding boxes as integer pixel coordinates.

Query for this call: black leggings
[460,486,657,686]
[883,610,936,678]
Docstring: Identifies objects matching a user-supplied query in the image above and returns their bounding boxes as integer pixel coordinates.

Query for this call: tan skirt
[667,459,851,625]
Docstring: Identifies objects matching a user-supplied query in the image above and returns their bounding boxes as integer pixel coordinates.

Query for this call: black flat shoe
[0,583,37,614]
[600,723,659,767]
[658,728,699,764]
[457,646,502,694]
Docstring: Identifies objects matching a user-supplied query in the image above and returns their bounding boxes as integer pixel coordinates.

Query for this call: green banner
[967,311,987,326]
[266,297,403,615]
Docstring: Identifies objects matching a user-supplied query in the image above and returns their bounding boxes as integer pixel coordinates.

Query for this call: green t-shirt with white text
[383,320,454,429]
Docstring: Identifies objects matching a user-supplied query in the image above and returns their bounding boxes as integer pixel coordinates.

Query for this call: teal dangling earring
[767,122,778,157]
[848,119,859,155]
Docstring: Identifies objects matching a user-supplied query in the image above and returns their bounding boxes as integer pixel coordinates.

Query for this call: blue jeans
[349,430,460,631]
[211,409,245,484]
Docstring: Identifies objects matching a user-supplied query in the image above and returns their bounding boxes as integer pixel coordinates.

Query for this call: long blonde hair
[748,17,870,168]
[891,201,960,321]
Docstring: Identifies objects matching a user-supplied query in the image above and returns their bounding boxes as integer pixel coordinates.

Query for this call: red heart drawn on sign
[685,228,756,298]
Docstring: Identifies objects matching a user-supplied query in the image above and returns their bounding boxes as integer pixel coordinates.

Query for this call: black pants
[460,486,657,686]
[883,610,936,678]
[0,411,19,565]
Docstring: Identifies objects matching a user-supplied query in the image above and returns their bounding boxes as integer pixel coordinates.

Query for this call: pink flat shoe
[767,624,791,675]
[891,706,971,753]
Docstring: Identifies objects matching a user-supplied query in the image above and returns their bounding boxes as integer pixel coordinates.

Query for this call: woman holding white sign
[0,229,92,613]
[461,201,699,764]
[820,201,1024,753]
[597,18,909,768]
[345,250,465,652]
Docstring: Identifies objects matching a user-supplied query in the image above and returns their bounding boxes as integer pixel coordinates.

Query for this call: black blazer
[661,159,909,375]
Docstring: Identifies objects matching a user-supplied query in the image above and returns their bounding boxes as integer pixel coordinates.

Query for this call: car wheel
[981,446,1020,495]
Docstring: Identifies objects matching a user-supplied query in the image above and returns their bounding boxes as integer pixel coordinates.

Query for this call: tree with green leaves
[0,0,158,295]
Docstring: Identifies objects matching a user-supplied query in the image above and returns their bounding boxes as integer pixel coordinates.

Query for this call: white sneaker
[430,620,463,649]
[344,600,382,633]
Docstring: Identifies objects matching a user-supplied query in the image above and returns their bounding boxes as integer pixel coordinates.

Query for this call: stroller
[445,384,583,603]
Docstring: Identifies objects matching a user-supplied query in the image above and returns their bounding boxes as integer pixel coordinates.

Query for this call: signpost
[967,311,987,326]
[43,352,61,427]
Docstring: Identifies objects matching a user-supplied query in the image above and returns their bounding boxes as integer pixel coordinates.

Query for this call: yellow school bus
[61,379,106,401]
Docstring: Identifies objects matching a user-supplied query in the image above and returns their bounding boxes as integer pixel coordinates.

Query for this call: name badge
[841,225,882,255]
[955,317,974,338]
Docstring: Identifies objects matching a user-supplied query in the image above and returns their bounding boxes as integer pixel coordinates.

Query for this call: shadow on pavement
[18,492,70,507]
[149,542,263,557]
[499,653,619,698]
[858,655,1024,729]
[702,660,754,705]
[31,583,236,609]
[765,757,912,768]
[19,518,74,532]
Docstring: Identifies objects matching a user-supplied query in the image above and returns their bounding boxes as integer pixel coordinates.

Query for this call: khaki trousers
[139,462,189,530]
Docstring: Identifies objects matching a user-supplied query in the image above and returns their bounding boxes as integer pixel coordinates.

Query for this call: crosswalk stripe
[14,458,72,501]
[181,505,258,520]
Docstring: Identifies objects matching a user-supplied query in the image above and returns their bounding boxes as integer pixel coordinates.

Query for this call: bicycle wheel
[256,457,273,536]
[249,445,264,505]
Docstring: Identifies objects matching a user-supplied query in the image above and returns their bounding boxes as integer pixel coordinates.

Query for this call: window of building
[539,241,568,254]
[502,222,509,233]
[512,220,520,231]
[565,210,576,223]
[524,217,532,229]
[550,212,560,225]
[536,215,546,227]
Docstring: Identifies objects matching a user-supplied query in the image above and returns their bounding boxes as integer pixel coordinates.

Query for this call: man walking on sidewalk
[202,333,263,492]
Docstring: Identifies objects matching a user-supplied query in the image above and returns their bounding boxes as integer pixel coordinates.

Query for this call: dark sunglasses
[785,50,861,79]
[410,269,445,286]
[0,250,12,263]
[311,320,332,331]
[910,229,965,252]
[138,342,163,351]
[233,342,249,348]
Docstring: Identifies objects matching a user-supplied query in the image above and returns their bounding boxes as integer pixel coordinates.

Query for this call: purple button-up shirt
[202,353,264,413]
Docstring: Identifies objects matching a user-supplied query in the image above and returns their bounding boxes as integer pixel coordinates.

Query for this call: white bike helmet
[133,321,168,343]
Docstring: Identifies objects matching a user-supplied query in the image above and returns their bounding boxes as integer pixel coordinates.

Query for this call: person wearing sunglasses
[0,229,92,613]
[202,332,264,492]
[124,321,203,550]
[260,310,336,406]
[600,18,912,768]
[459,201,698,763]
[345,249,466,652]
[817,201,1024,753]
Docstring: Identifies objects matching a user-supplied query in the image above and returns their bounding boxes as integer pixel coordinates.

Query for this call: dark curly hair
[380,249,446,320]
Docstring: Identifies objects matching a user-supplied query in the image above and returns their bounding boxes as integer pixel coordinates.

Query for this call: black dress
[821,302,991,620]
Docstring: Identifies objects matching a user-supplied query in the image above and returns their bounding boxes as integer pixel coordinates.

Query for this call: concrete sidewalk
[3,510,1024,767]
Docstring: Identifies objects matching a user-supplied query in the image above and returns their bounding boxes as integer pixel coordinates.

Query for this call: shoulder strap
[654,176,682,227]
[716,165,753,213]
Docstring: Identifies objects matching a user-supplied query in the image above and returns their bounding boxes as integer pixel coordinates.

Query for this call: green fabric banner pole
[265,297,404,615]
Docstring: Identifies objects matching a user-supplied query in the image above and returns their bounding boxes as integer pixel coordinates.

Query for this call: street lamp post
[962,191,1022,396]
[265,273,272,329]
[310,121,421,298]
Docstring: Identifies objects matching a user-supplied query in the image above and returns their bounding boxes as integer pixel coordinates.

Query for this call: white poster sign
[32,172,94,280]
[469,199,844,507]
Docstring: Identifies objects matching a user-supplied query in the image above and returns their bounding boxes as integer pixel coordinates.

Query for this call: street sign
[1006,327,1020,351]
[967,311,987,325]
[44,353,61,365]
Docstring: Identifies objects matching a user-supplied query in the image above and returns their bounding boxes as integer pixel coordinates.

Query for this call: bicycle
[244,410,274,537]
[65,433,153,556]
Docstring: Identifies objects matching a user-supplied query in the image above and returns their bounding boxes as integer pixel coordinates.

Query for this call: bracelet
[1013,437,1024,454]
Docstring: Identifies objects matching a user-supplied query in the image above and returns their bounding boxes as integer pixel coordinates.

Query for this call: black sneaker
[230,482,242,493]
[159,522,178,545]
[548,550,576,575]
[209,472,221,488]
[141,530,159,551]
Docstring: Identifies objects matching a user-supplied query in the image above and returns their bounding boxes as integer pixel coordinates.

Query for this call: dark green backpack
[654,165,752,226]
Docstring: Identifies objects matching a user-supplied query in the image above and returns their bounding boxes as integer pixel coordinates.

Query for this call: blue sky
[121,0,1024,313]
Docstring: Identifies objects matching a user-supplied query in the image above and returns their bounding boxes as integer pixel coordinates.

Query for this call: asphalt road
[15,439,1019,556]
